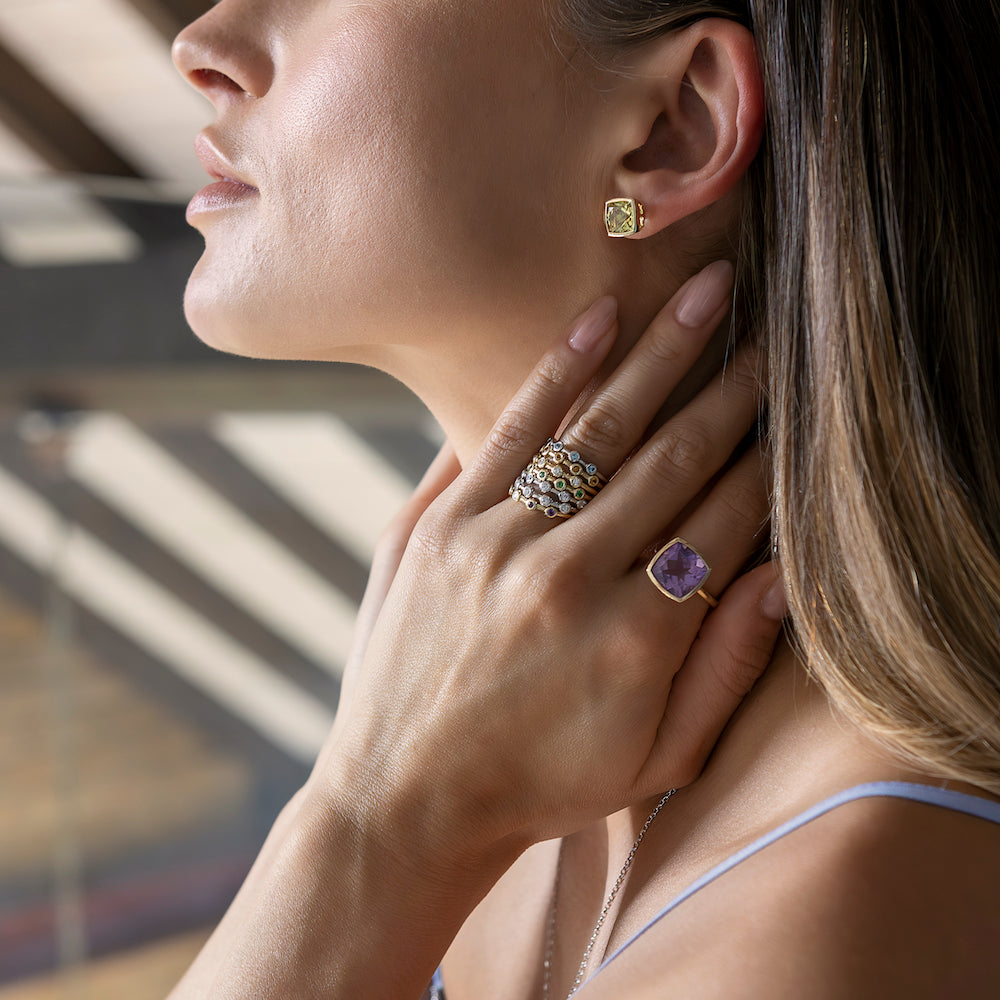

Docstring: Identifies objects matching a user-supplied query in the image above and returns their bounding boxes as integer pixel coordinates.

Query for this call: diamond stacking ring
[509,438,608,519]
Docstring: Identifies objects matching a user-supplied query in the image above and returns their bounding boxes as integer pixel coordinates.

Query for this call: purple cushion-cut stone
[649,540,709,600]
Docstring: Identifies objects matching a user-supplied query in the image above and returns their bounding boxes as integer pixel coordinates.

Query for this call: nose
[172,2,274,103]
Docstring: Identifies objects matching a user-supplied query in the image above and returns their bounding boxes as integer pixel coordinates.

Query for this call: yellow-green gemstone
[606,200,636,235]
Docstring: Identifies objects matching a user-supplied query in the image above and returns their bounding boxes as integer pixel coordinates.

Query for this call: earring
[605,197,645,237]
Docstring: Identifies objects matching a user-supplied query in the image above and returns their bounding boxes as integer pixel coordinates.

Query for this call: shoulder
[759,791,1000,996]
[582,789,1000,1000]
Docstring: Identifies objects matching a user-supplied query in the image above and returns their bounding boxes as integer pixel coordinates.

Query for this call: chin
[182,262,293,360]
[181,270,388,367]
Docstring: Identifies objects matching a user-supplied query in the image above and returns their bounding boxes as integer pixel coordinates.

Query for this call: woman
[168,0,1000,997]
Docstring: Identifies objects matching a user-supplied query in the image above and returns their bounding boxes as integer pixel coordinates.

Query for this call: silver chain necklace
[541,788,677,1000]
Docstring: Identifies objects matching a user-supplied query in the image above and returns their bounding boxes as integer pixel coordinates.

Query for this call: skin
[175,0,759,461]
[171,1,1000,997]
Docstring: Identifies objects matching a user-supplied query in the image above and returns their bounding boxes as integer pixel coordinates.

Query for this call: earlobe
[607,19,764,239]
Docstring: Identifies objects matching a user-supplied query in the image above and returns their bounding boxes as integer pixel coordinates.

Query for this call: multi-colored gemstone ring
[509,438,608,519]
[646,537,720,608]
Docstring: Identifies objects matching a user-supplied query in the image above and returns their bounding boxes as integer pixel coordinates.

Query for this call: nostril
[191,67,248,97]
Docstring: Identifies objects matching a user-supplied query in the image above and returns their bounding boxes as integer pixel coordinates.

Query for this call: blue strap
[433,781,1000,997]
[588,781,1000,987]
[429,965,445,998]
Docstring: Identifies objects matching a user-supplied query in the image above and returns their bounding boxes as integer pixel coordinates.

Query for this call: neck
[382,287,734,470]
[610,638,937,857]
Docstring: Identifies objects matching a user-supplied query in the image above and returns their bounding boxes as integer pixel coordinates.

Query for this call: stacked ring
[510,438,608,518]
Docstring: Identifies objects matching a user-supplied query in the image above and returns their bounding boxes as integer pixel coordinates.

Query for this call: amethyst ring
[646,537,719,608]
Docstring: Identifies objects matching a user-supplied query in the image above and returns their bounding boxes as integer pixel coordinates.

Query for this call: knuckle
[406,512,456,561]
[541,557,590,611]
[722,360,762,400]
[651,422,713,483]
[510,550,592,624]
[535,351,573,390]
[717,478,769,537]
[714,630,773,698]
[641,328,685,370]
[487,411,536,460]
[571,401,629,453]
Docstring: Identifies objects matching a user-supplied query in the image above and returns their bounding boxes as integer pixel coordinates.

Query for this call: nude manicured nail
[674,260,734,328]
[568,295,618,353]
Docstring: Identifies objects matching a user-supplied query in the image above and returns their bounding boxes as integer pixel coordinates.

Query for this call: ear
[601,19,764,238]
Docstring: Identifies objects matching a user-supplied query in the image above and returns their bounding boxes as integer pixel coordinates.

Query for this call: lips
[187,132,259,221]
[193,132,257,189]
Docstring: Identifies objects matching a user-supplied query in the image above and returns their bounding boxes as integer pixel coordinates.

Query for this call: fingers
[406,440,462,518]
[332,441,460,737]
[363,441,462,630]
[613,445,770,628]
[616,445,776,791]
[637,561,788,794]
[569,347,763,566]
[661,445,771,603]
[560,260,735,476]
[461,297,619,510]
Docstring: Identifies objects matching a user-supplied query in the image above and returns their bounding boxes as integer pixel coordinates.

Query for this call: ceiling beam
[120,0,213,42]
[0,0,211,188]
[0,40,139,177]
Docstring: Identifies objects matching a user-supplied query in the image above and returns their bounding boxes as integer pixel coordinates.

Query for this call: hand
[309,260,786,882]
[326,441,461,749]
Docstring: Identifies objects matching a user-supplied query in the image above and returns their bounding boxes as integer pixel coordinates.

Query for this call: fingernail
[674,260,734,329]
[568,296,618,353]
[761,578,789,621]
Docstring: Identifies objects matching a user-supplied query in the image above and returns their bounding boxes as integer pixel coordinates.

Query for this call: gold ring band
[646,537,717,606]
[695,588,719,609]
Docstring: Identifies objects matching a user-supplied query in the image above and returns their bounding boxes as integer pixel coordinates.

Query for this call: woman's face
[173,0,608,371]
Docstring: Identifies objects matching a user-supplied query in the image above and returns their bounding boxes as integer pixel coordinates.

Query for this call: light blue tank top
[426,781,1000,999]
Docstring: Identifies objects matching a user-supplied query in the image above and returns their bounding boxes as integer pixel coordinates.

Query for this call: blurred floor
[0,926,212,1000]
[0,389,439,991]
[0,587,252,882]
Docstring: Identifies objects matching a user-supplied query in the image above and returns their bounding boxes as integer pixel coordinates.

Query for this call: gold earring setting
[605,197,645,237]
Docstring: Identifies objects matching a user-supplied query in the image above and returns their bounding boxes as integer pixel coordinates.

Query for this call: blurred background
[0,1,440,995]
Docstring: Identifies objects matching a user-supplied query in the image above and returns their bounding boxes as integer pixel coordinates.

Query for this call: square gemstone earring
[604,197,646,237]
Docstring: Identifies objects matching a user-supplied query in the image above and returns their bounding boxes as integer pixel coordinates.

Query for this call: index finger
[460,296,619,510]
[559,260,735,476]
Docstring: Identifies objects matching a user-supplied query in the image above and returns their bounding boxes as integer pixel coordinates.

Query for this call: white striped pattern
[0,0,208,188]
[0,463,333,764]
[0,121,141,266]
[65,413,357,678]
[212,413,414,566]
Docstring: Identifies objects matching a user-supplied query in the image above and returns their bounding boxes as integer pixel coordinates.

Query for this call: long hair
[559,0,1000,792]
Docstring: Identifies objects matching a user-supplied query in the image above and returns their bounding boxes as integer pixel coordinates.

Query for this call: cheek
[283,8,582,311]
[188,2,594,360]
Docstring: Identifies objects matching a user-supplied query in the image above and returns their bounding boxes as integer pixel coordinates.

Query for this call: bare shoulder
[579,791,1000,1000]
[778,793,1000,996]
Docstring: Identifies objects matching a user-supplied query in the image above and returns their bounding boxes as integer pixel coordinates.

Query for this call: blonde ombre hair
[560,0,1000,792]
